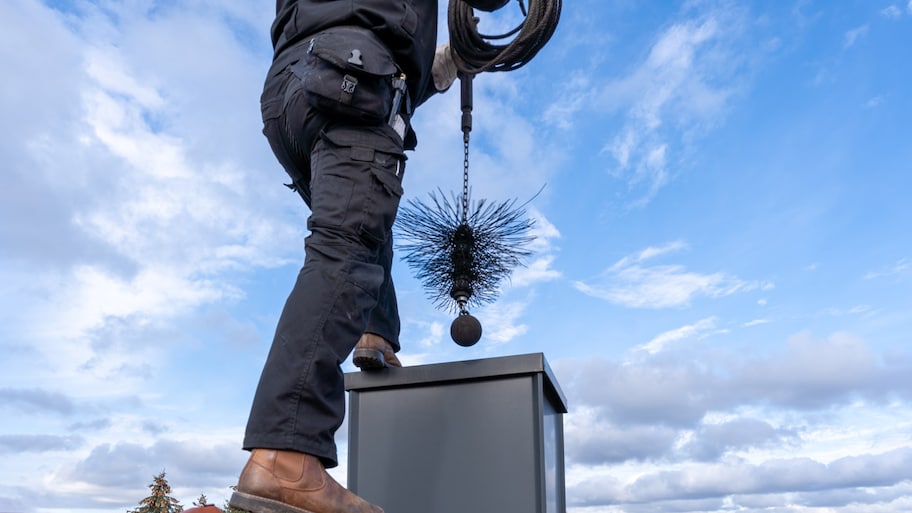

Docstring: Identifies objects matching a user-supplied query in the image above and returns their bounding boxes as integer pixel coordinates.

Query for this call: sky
[1,0,911,512]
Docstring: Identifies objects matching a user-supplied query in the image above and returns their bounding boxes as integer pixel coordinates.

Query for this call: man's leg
[235,118,404,513]
[354,232,403,369]
[244,122,405,464]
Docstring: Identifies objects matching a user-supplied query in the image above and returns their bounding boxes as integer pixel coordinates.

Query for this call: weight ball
[450,313,483,347]
[463,0,510,12]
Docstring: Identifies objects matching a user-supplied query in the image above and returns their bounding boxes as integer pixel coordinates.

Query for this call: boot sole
[353,348,386,370]
[229,491,316,513]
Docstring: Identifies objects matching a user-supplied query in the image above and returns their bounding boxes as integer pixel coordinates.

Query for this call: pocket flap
[321,126,405,158]
[310,26,398,77]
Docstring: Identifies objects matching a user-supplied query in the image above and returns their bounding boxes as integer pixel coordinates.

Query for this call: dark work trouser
[243,61,406,468]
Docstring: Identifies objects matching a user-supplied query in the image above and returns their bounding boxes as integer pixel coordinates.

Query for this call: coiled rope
[448,0,562,75]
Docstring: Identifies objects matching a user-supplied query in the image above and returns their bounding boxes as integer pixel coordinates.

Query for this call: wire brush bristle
[396,191,535,312]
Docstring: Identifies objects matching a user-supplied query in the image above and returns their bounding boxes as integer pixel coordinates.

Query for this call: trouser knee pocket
[308,125,405,247]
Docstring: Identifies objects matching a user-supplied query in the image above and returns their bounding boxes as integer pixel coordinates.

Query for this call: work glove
[432,43,458,92]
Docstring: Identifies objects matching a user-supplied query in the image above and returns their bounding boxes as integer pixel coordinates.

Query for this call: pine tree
[127,471,183,513]
[222,485,245,513]
[193,493,210,507]
[222,501,245,513]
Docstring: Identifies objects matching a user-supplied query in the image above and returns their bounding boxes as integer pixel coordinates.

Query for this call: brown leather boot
[230,449,383,513]
[352,333,401,370]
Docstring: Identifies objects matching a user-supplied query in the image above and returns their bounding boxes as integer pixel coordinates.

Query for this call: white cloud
[571,449,912,507]
[555,331,912,511]
[542,71,596,130]
[511,255,562,287]
[509,208,562,287]
[41,438,247,510]
[0,388,76,416]
[589,5,750,205]
[565,406,679,464]
[679,417,798,461]
[62,265,234,335]
[864,258,910,280]
[478,300,529,344]
[85,46,165,110]
[866,95,884,108]
[574,242,769,309]
[633,317,719,355]
[0,3,292,509]
[0,0,306,394]
[559,358,715,428]
[843,24,869,48]
[556,331,912,435]
[818,305,874,318]
[603,262,740,309]
[416,321,446,348]
[610,240,688,271]
[881,5,903,19]
[0,434,85,454]
[737,332,885,408]
[527,208,562,253]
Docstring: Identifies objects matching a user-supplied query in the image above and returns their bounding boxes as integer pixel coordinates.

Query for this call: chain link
[462,135,470,224]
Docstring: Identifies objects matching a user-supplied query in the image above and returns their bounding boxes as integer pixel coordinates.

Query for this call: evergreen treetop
[127,470,183,513]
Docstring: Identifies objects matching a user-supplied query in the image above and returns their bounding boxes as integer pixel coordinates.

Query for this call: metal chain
[462,134,470,224]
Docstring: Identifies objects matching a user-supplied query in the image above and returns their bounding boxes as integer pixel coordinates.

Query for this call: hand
[432,43,458,92]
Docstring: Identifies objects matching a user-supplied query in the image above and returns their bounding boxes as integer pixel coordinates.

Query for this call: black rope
[448,0,562,75]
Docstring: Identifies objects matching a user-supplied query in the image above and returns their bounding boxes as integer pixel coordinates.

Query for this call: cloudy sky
[2,0,911,512]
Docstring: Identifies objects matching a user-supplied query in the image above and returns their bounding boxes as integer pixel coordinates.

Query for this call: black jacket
[270,0,439,107]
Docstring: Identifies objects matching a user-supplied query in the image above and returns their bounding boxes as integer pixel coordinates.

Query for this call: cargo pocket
[317,126,405,247]
[308,138,357,232]
[292,26,399,123]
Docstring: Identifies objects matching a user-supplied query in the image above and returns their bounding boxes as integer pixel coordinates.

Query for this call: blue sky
[2,1,911,512]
